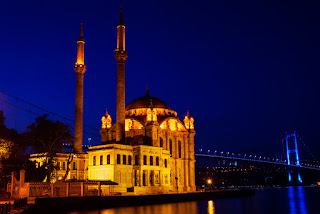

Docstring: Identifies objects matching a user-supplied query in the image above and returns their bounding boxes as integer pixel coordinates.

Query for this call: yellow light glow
[184,116,190,129]
[125,119,133,131]
[160,122,166,129]
[147,108,157,122]
[168,119,177,131]
[132,120,143,129]
[208,200,215,214]
[101,111,112,129]
[207,179,212,184]
[147,108,152,121]
[190,117,194,129]
[184,115,194,130]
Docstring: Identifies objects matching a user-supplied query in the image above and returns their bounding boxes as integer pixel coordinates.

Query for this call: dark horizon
[0,0,319,158]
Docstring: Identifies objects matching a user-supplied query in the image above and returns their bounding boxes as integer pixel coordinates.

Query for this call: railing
[195,153,320,170]
[13,197,28,209]
[0,203,11,214]
[29,183,51,197]
[8,180,111,198]
[84,181,99,196]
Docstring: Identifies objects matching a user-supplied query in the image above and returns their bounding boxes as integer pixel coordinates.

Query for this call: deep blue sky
[0,0,319,157]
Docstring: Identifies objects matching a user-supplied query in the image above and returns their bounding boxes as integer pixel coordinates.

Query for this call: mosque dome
[126,90,170,110]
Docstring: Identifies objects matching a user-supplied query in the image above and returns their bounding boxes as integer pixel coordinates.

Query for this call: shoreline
[22,189,255,214]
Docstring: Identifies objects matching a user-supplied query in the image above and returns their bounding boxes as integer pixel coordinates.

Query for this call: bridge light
[207,179,212,184]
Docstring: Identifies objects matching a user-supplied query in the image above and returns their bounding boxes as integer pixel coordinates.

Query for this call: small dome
[126,92,170,110]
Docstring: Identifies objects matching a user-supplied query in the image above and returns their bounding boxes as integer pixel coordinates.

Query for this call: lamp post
[207,179,212,191]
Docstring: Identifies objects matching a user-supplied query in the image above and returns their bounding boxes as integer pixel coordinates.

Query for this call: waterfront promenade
[22,189,255,214]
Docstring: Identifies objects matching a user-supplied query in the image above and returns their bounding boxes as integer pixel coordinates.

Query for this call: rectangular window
[100,155,103,165]
[123,155,127,165]
[150,156,153,166]
[128,156,132,165]
[93,156,96,166]
[143,155,147,165]
[156,157,159,166]
[107,154,110,164]
[57,162,60,170]
[117,154,121,164]
[164,159,167,168]
[62,162,66,170]
[134,155,138,165]
[73,162,77,170]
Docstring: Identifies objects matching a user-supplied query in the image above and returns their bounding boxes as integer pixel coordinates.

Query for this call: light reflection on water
[207,200,215,214]
[67,187,319,214]
[288,187,307,214]
[68,201,199,214]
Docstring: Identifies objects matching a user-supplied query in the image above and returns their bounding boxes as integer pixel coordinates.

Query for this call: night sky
[0,0,319,158]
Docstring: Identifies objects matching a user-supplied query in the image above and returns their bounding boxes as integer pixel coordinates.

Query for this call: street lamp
[207,179,212,191]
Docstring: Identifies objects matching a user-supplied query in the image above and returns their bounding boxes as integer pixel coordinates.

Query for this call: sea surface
[67,187,320,214]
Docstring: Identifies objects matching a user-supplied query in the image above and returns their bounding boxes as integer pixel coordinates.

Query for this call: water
[67,187,320,214]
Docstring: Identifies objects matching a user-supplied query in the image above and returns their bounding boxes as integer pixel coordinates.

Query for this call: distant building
[30,6,196,194]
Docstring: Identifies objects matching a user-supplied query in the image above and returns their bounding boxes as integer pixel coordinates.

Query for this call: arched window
[143,155,147,165]
[100,155,103,165]
[178,140,182,158]
[135,155,139,165]
[93,156,96,166]
[123,155,127,165]
[107,154,110,164]
[128,155,132,165]
[156,157,159,166]
[117,154,121,164]
[169,139,173,155]
[150,156,153,166]
[164,159,167,168]
[73,162,77,170]
[160,137,163,147]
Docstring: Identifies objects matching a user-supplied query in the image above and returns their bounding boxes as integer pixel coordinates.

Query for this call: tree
[0,115,30,186]
[24,114,74,182]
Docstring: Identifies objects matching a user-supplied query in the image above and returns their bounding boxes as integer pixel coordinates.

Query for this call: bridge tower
[285,132,302,184]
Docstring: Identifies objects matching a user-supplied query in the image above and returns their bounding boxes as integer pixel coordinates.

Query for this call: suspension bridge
[0,90,319,185]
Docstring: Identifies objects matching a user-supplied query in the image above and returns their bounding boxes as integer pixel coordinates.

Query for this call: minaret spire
[115,5,128,143]
[118,4,124,26]
[79,22,83,39]
[74,22,86,153]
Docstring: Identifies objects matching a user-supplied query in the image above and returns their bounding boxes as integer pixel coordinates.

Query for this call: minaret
[74,22,86,153]
[114,5,128,143]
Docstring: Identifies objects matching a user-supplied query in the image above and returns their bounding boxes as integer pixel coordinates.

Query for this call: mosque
[30,7,196,194]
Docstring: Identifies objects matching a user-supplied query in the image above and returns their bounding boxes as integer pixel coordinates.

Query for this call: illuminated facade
[98,89,196,193]
[30,6,196,194]
[29,153,87,181]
